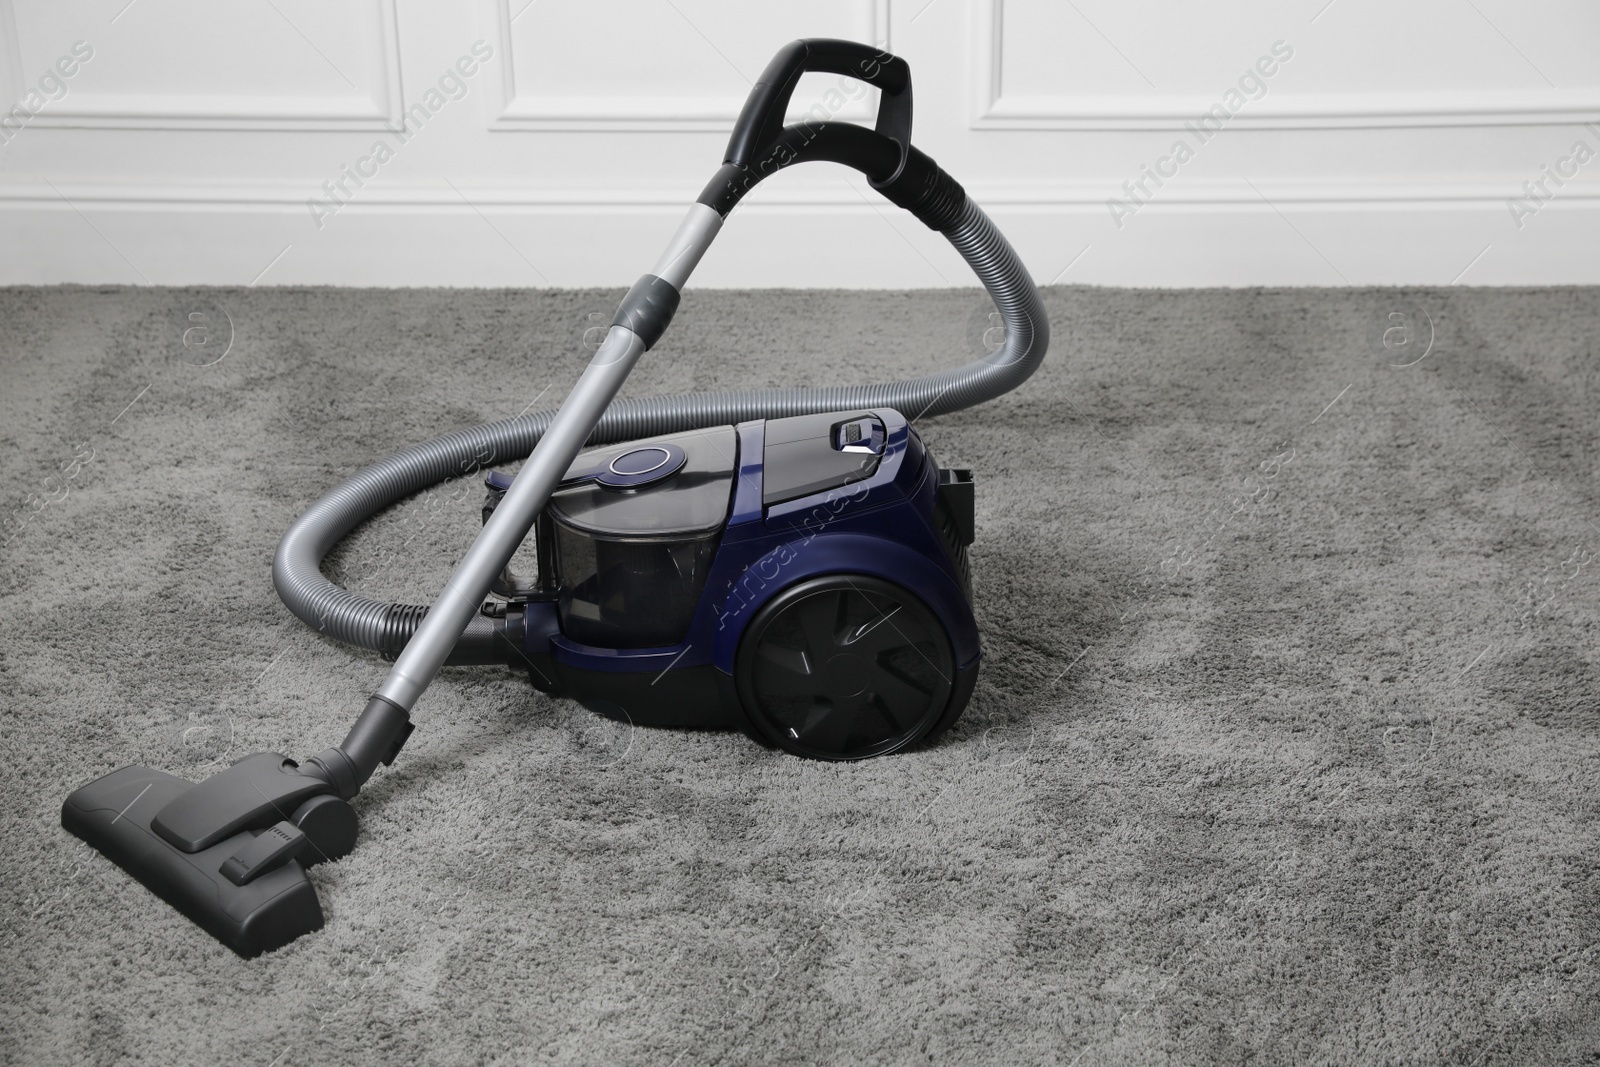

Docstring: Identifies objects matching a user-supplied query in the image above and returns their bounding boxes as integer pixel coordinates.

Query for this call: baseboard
[2,179,1597,288]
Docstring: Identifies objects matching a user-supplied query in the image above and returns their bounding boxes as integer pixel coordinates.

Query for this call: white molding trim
[3,0,403,131]
[5,196,1599,288]
[970,0,1600,131]
[5,177,1596,209]
[485,0,890,131]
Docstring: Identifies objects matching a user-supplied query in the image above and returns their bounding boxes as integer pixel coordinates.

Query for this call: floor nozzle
[62,760,359,957]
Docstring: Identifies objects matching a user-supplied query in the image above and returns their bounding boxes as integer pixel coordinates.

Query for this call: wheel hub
[820,652,871,697]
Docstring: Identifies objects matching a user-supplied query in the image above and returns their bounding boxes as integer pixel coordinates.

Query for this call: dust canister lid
[549,425,737,538]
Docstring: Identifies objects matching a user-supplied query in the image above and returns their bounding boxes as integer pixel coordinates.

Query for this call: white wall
[1,0,1597,288]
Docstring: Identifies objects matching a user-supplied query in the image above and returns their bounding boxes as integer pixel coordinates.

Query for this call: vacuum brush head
[62,755,359,957]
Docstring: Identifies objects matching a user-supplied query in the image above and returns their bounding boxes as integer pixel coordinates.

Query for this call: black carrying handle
[724,39,912,170]
[699,39,966,232]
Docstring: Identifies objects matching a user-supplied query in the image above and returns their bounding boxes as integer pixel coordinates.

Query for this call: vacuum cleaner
[61,39,1049,957]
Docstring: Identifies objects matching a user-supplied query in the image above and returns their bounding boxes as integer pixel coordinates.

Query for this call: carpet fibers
[1,285,1598,1065]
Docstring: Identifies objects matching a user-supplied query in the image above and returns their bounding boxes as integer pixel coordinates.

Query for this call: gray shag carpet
[1,284,1598,1066]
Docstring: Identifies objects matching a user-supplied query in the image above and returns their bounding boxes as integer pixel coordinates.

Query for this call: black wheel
[734,575,957,760]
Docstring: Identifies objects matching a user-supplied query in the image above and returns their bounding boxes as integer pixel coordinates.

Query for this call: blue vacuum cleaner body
[491,408,978,760]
